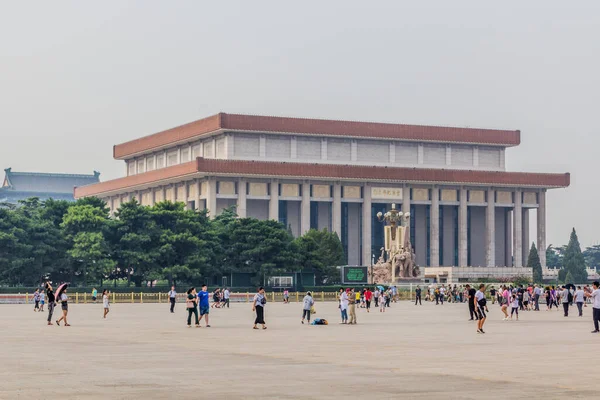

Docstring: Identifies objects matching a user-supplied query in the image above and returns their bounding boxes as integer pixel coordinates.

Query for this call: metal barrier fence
[0,284,523,305]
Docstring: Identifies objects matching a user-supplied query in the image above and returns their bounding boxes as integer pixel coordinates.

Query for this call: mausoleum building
[74,113,569,269]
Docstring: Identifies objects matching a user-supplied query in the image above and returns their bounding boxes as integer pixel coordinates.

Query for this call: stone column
[332,183,342,238]
[184,183,191,210]
[458,188,468,267]
[430,187,440,267]
[301,182,311,234]
[537,190,546,268]
[362,184,372,267]
[486,188,495,267]
[268,179,279,221]
[162,186,167,203]
[237,179,247,218]
[195,180,201,211]
[205,179,217,219]
[402,186,411,226]
[513,190,523,267]
[522,208,530,266]
[150,189,156,207]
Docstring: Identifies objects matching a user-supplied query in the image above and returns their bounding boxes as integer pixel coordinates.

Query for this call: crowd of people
[29,280,600,335]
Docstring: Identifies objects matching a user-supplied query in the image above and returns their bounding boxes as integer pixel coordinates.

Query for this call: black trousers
[47,302,55,322]
[593,308,600,331]
[302,309,311,322]
[170,297,176,312]
[577,302,583,316]
[469,303,478,320]
[415,295,422,305]
[224,298,230,308]
[563,302,569,317]
[187,307,199,325]
[255,306,265,324]
[374,298,379,307]
[366,300,371,310]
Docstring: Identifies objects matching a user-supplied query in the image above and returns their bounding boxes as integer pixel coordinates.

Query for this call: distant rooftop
[1,168,100,194]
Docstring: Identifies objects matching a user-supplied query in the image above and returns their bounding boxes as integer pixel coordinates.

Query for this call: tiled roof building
[76,113,569,272]
[1,168,100,205]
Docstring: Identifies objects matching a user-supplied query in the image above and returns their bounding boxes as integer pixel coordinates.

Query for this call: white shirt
[475,290,485,302]
[340,292,349,310]
[591,289,600,309]
[224,290,230,299]
[575,290,584,303]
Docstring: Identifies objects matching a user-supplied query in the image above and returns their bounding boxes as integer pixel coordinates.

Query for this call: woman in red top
[364,288,373,313]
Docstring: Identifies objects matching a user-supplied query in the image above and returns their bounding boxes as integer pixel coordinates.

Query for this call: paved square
[0,300,597,399]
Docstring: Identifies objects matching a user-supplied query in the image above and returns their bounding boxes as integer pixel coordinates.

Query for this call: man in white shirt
[339,288,349,324]
[585,281,600,333]
[168,286,177,313]
[574,286,585,317]
[533,285,542,311]
[561,286,570,317]
[475,284,488,334]
[223,288,230,308]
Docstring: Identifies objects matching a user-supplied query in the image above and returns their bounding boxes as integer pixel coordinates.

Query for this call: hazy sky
[1,1,598,248]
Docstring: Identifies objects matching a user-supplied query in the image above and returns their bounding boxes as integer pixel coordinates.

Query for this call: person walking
[301,291,314,324]
[283,289,290,304]
[561,286,570,317]
[500,286,510,320]
[510,294,519,321]
[223,288,230,308]
[33,289,40,312]
[415,285,422,305]
[339,287,349,323]
[348,288,357,325]
[373,288,380,308]
[168,286,177,313]
[466,285,477,321]
[533,284,542,311]
[39,290,45,312]
[185,288,199,327]
[91,287,98,304]
[252,287,267,330]
[575,286,585,317]
[439,286,445,305]
[198,284,211,327]
[364,287,372,312]
[585,281,600,333]
[490,286,496,305]
[102,289,110,319]
[56,288,70,327]
[475,284,488,334]
[45,282,56,326]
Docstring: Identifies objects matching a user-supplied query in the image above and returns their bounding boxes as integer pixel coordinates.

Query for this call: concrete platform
[0,301,597,399]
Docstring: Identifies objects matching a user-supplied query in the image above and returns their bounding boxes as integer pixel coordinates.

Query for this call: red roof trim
[113,113,520,159]
[74,161,198,198]
[197,159,569,188]
[75,159,569,198]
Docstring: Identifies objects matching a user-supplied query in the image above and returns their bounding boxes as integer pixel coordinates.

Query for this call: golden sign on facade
[371,187,403,199]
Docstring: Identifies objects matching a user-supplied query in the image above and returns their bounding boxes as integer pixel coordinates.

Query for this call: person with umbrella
[55,283,70,326]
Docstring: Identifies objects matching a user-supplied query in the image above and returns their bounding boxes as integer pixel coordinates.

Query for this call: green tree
[560,228,587,283]
[564,271,575,284]
[111,199,160,287]
[61,203,114,285]
[527,243,543,283]
[546,245,564,269]
[295,229,345,284]
[219,217,298,286]
[151,201,218,286]
[583,245,600,268]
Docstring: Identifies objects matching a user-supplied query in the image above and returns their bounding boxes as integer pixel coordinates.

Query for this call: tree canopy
[0,198,346,288]
[527,243,542,283]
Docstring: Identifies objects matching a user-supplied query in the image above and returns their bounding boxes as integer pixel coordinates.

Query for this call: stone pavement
[0,301,597,399]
